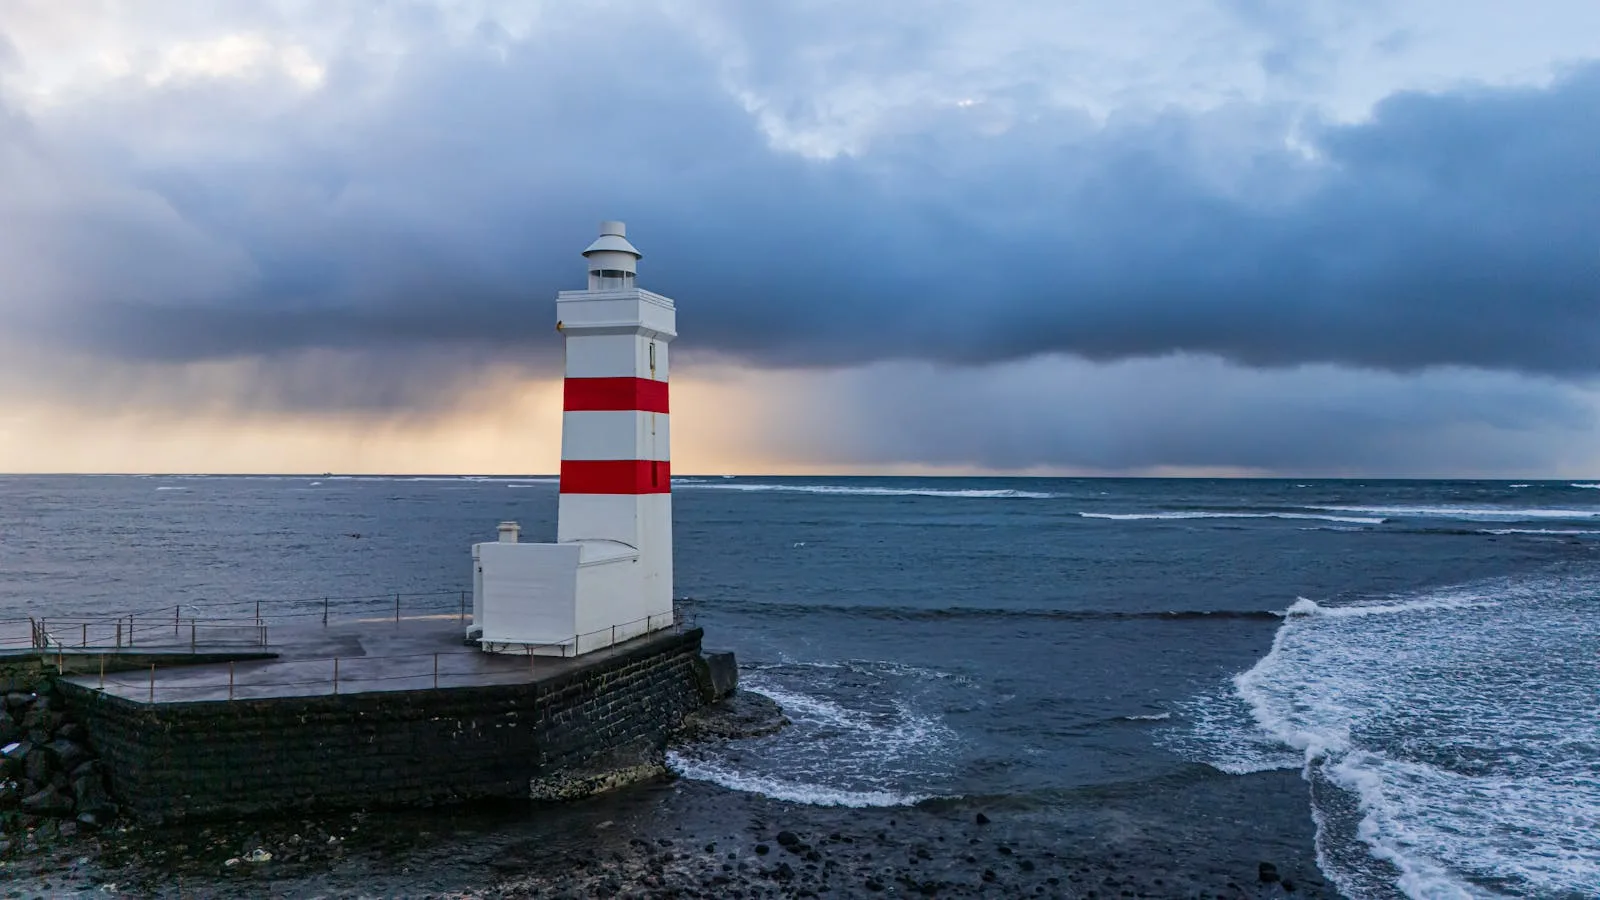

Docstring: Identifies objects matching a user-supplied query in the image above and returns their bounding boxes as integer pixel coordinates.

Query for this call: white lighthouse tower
[470,221,677,655]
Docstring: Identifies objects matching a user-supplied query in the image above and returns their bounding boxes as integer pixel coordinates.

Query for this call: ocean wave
[1482,528,1600,536]
[1211,576,1600,897]
[665,751,930,807]
[675,483,1055,499]
[1571,483,1600,490]
[1283,594,1498,619]
[1121,712,1171,722]
[666,664,958,810]
[1313,504,1600,521]
[1081,511,1385,525]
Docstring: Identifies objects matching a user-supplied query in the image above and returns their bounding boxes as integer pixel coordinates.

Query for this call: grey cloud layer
[3,12,1597,383]
[777,358,1597,476]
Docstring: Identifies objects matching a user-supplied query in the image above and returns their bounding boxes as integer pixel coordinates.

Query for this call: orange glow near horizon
[0,362,1278,478]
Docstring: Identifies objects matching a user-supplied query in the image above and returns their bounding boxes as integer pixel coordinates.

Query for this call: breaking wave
[1313,504,1600,521]
[1481,528,1600,536]
[674,482,1055,499]
[1081,511,1384,525]
[665,751,930,807]
[666,662,958,810]
[1172,575,1600,898]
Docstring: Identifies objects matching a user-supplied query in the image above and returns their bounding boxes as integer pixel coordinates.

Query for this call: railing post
[434,652,439,689]
[459,591,466,624]
[174,605,180,637]
[81,622,87,647]
[333,657,340,695]
[129,616,135,647]
[255,599,261,622]
[148,664,155,703]
[116,619,122,649]
[612,624,616,647]
[395,593,400,623]
[99,654,105,691]
[190,621,196,652]
[323,597,329,626]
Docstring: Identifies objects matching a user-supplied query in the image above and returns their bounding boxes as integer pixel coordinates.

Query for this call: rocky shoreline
[0,688,1346,899]
[1,686,119,853]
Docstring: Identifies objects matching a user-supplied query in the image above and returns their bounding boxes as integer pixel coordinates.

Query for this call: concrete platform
[64,615,685,704]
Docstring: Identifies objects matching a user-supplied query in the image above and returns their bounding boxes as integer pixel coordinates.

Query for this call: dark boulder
[21,786,73,816]
[24,744,56,784]
[3,693,32,714]
[0,738,30,772]
[46,739,88,773]
[1259,861,1281,884]
[72,770,114,815]
[696,651,739,702]
[776,830,801,848]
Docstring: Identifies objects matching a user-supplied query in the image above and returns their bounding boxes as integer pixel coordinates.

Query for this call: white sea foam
[1193,577,1600,898]
[665,751,928,807]
[1313,504,1600,521]
[1081,511,1384,525]
[1571,483,1600,489]
[667,663,958,810]
[1122,712,1171,721]
[1282,594,1497,619]
[677,483,1054,499]
[1482,528,1600,536]
[155,486,187,491]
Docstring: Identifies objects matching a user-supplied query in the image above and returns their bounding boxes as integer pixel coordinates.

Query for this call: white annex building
[469,221,676,656]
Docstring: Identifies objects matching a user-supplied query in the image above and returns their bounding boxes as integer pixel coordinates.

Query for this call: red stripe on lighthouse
[563,377,669,413]
[560,459,671,494]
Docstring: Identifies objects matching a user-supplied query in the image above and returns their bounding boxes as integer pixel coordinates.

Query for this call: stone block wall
[57,628,713,823]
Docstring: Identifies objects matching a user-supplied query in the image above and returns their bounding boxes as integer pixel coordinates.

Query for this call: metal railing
[91,610,698,703]
[5,589,474,653]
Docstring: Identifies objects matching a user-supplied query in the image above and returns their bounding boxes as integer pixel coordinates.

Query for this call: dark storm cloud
[785,359,1598,476]
[5,14,1600,384]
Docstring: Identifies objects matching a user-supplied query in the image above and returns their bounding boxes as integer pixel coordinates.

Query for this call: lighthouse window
[593,269,634,289]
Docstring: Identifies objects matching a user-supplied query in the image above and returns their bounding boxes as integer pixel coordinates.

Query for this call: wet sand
[3,766,1343,899]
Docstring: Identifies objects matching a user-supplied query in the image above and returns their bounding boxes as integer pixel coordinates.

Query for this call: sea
[1,475,1596,899]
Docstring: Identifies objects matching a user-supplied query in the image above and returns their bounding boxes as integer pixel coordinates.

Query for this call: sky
[1,0,1598,476]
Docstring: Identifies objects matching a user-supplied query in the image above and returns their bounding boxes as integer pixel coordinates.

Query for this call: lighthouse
[470,221,677,655]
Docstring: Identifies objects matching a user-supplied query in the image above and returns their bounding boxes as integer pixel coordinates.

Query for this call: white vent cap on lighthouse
[582,221,641,260]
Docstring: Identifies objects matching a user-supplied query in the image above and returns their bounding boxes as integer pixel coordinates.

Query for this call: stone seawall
[57,628,719,824]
